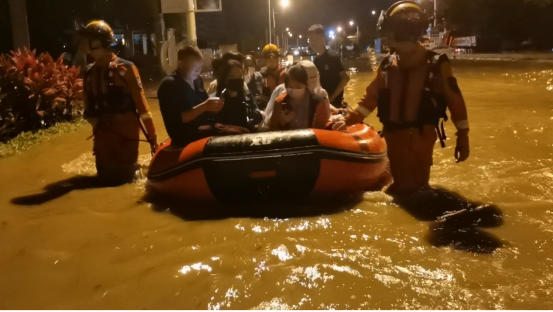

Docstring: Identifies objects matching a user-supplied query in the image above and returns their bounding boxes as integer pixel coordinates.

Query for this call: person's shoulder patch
[447,77,461,94]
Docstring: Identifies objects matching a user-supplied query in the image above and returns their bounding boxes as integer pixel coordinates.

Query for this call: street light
[297,35,302,48]
[337,26,343,33]
[372,10,376,15]
[329,30,335,36]
[268,0,291,45]
[282,28,290,50]
[350,20,359,40]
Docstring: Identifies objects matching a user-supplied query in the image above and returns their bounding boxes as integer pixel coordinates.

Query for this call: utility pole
[434,0,438,27]
[186,0,197,46]
[151,0,163,56]
[268,0,272,43]
[9,0,30,50]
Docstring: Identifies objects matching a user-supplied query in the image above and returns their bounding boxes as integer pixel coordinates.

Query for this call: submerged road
[0,60,552,309]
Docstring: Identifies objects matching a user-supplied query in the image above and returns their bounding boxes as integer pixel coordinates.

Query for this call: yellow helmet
[263,44,280,58]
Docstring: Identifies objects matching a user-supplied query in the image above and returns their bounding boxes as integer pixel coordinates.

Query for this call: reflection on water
[0,60,553,309]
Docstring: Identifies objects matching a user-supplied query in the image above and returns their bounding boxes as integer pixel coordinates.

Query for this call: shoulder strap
[381,54,394,88]
[424,51,441,91]
[85,63,95,73]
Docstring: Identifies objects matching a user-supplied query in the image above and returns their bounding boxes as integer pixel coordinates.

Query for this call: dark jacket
[157,72,208,146]
[214,89,263,132]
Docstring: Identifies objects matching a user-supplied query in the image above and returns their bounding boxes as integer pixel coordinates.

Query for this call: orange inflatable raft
[147,124,388,204]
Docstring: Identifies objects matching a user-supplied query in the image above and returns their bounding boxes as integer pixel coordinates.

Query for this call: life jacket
[270,93,320,131]
[377,51,449,147]
[84,57,136,116]
[260,66,285,97]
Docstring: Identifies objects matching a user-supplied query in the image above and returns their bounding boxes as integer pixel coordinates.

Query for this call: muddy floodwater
[1,60,552,309]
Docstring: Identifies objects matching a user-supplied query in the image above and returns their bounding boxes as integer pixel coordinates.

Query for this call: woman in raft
[207,59,264,133]
[264,63,337,131]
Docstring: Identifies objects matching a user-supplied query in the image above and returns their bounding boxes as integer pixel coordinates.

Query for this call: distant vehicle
[286,48,312,57]
[340,44,361,59]
[431,45,456,54]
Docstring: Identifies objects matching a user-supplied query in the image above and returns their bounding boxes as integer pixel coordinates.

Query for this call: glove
[455,132,470,163]
[344,110,365,126]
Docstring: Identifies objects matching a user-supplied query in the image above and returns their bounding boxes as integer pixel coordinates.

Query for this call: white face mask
[244,74,251,84]
[287,88,306,100]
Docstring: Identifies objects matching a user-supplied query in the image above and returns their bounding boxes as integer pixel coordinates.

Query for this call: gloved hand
[455,132,470,163]
[344,110,365,126]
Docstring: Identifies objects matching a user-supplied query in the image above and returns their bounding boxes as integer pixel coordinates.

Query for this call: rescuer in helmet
[346,1,471,195]
[259,44,286,108]
[80,20,158,184]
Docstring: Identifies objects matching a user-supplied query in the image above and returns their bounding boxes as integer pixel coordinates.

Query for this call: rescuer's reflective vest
[377,51,449,147]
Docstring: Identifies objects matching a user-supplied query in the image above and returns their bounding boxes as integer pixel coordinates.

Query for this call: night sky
[1,0,400,54]
[224,0,394,35]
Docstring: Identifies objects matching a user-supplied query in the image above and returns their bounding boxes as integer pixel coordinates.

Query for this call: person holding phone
[158,45,224,147]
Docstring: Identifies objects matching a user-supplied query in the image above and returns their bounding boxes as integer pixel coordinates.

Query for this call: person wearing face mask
[263,60,337,131]
[157,45,224,147]
[267,64,331,131]
[259,44,286,107]
[244,55,264,108]
[211,60,263,132]
[80,20,158,184]
[208,52,251,97]
[346,1,471,195]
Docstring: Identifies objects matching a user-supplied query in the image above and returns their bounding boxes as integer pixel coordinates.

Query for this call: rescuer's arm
[124,65,158,147]
[440,60,470,163]
[345,63,383,125]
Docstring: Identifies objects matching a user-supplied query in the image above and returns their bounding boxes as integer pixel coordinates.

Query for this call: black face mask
[227,78,244,92]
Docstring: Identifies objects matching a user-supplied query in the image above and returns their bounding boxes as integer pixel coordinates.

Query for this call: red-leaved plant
[0,47,83,142]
